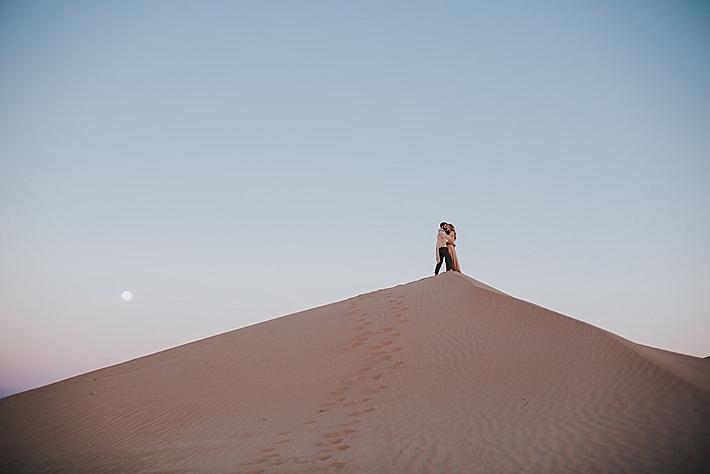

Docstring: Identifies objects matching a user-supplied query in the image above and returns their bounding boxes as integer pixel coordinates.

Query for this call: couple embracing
[435,222,461,275]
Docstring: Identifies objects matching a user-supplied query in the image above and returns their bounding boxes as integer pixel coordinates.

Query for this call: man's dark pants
[434,246,453,275]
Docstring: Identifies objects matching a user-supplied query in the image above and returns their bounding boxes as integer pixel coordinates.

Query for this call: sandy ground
[1,271,709,473]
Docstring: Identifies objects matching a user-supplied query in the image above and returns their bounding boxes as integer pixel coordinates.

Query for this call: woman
[446,223,462,272]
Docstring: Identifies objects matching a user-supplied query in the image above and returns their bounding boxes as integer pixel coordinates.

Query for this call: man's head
[440,222,448,230]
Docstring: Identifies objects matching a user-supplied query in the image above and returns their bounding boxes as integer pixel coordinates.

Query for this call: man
[434,222,455,275]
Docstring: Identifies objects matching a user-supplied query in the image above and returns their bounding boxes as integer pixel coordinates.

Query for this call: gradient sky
[1,0,708,397]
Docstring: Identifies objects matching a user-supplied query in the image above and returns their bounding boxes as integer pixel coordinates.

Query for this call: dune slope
[1,272,709,473]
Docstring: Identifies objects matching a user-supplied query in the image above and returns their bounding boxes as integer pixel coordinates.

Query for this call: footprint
[391,347,404,352]
[261,447,275,453]
[278,430,292,435]
[370,374,382,380]
[349,407,375,417]
[335,445,351,451]
[316,454,332,461]
[377,355,392,361]
[368,345,382,351]
[330,386,351,396]
[304,420,317,424]
[273,439,291,444]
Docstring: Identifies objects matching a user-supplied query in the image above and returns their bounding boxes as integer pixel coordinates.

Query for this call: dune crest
[2,272,709,473]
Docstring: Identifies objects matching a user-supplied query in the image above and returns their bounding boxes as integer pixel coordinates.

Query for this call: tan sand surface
[1,271,709,473]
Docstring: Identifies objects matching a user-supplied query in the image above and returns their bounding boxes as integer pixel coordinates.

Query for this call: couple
[434,222,461,275]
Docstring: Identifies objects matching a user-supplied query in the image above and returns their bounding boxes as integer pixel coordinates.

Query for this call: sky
[1,0,708,397]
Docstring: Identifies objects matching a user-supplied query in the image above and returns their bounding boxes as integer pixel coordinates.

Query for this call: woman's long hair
[448,224,457,241]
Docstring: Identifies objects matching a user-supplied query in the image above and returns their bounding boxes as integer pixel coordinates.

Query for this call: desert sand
[1,271,709,473]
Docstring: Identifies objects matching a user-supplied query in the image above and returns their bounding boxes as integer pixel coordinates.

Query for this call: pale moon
[121,291,133,302]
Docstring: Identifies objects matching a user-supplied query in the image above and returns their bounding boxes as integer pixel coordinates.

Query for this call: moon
[121,291,133,302]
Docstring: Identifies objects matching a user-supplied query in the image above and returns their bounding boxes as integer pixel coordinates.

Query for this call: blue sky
[1,0,708,397]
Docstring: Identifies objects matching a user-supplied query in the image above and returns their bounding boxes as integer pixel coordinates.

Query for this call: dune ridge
[1,272,709,473]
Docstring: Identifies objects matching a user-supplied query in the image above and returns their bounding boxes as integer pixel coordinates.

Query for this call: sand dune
[1,272,709,473]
